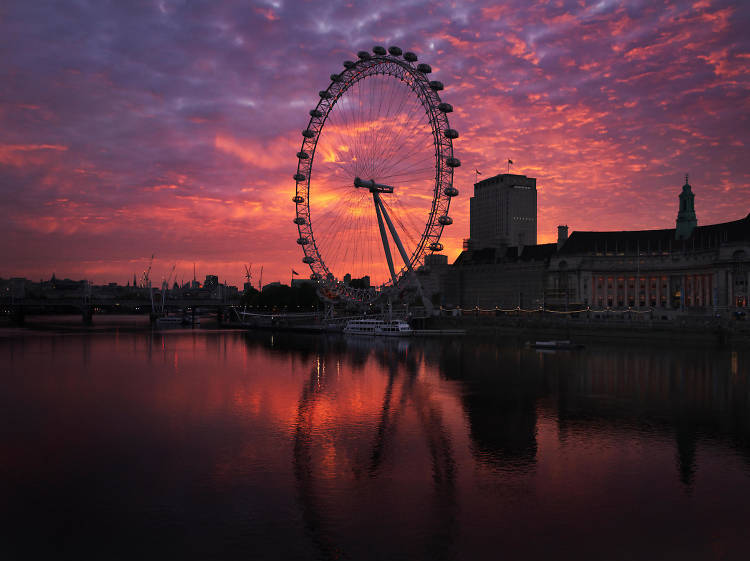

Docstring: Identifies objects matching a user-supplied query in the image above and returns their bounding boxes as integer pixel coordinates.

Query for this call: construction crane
[159,264,176,314]
[164,264,176,289]
[244,264,253,292]
[141,254,154,289]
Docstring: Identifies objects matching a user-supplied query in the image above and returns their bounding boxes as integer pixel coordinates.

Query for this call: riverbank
[2,312,748,348]
[426,314,750,347]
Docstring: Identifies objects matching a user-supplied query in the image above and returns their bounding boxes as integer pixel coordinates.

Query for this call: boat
[528,340,584,350]
[155,315,183,327]
[343,318,384,335]
[343,318,413,336]
[375,319,413,337]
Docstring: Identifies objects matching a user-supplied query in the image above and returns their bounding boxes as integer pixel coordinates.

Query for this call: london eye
[293,46,460,303]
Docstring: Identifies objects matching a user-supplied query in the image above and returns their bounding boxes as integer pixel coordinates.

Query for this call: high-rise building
[469,173,537,250]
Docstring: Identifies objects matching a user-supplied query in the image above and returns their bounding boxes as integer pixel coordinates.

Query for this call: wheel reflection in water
[293,342,457,559]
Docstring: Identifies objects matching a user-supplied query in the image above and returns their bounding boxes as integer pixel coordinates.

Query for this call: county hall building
[428,174,749,316]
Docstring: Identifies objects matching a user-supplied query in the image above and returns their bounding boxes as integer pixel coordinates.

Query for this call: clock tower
[675,174,697,240]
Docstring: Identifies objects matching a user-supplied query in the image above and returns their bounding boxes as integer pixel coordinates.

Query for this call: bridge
[2,295,239,326]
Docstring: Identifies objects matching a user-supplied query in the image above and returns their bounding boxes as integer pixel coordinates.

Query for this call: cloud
[0,0,748,286]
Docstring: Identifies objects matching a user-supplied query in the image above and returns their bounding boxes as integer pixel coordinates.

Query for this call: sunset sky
[1,0,748,288]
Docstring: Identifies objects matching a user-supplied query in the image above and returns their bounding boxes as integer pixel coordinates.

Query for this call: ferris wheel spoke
[368,77,407,173]
[378,144,434,181]
[382,197,422,249]
[376,105,433,169]
[371,105,431,178]
[313,198,362,251]
[377,165,435,182]
[390,199,430,245]
[321,201,361,271]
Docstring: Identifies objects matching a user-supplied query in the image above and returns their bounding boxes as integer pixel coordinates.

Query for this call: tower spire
[675,174,697,240]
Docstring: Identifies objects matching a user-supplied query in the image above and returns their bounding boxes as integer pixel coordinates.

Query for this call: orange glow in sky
[1,1,748,287]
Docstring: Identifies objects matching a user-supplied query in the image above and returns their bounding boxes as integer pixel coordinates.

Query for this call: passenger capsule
[302,129,316,138]
[444,186,459,197]
[417,63,432,73]
[438,215,453,226]
[309,109,322,118]
[294,173,306,182]
[388,46,402,56]
[438,102,453,113]
[403,51,418,62]
[444,129,459,139]
[429,242,444,252]
[293,217,306,225]
[372,45,386,55]
[357,51,371,60]
[302,256,315,264]
[446,157,461,168]
[429,80,444,91]
[319,90,332,99]
[343,60,356,69]
[292,195,304,204]
[297,151,309,159]
[330,74,342,82]
[297,237,309,245]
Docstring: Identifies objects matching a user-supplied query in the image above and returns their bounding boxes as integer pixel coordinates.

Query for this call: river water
[1,326,749,560]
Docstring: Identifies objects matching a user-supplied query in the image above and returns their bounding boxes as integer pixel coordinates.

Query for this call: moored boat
[529,340,584,350]
[343,318,384,335]
[375,320,413,337]
[155,315,183,327]
[343,318,413,336]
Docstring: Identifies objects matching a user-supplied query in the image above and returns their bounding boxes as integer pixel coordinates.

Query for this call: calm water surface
[1,326,749,560]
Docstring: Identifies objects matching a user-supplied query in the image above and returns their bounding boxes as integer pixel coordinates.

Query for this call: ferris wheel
[293,45,460,301]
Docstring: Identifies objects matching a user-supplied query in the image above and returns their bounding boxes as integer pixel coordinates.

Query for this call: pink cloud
[0,0,748,288]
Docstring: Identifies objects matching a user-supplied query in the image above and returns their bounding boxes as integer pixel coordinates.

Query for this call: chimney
[557,225,569,249]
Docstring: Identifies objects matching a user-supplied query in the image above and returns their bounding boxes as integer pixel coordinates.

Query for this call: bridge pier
[10,305,25,326]
[82,306,93,325]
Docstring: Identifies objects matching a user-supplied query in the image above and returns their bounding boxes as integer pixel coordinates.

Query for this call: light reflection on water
[1,328,749,560]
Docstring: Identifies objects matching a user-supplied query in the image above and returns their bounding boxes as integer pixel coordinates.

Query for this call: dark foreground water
[1,327,749,560]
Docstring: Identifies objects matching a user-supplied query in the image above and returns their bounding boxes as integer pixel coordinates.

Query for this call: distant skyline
[1,0,748,287]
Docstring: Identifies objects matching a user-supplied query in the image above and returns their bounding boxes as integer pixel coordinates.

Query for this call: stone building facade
[427,177,749,315]
[546,211,749,314]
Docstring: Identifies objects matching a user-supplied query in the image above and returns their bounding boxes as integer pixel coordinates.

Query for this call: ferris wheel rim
[293,47,458,302]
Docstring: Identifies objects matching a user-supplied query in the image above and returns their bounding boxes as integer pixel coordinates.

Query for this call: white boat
[343,318,413,337]
[343,318,384,335]
[375,319,413,337]
[155,315,183,327]
[530,340,583,350]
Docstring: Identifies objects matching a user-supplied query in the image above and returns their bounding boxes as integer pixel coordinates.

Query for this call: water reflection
[1,329,749,559]
[291,337,457,560]
[438,343,541,472]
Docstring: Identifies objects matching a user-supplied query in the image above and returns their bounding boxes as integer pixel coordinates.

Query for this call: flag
[508,159,513,165]
[475,169,482,175]
[292,269,299,275]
